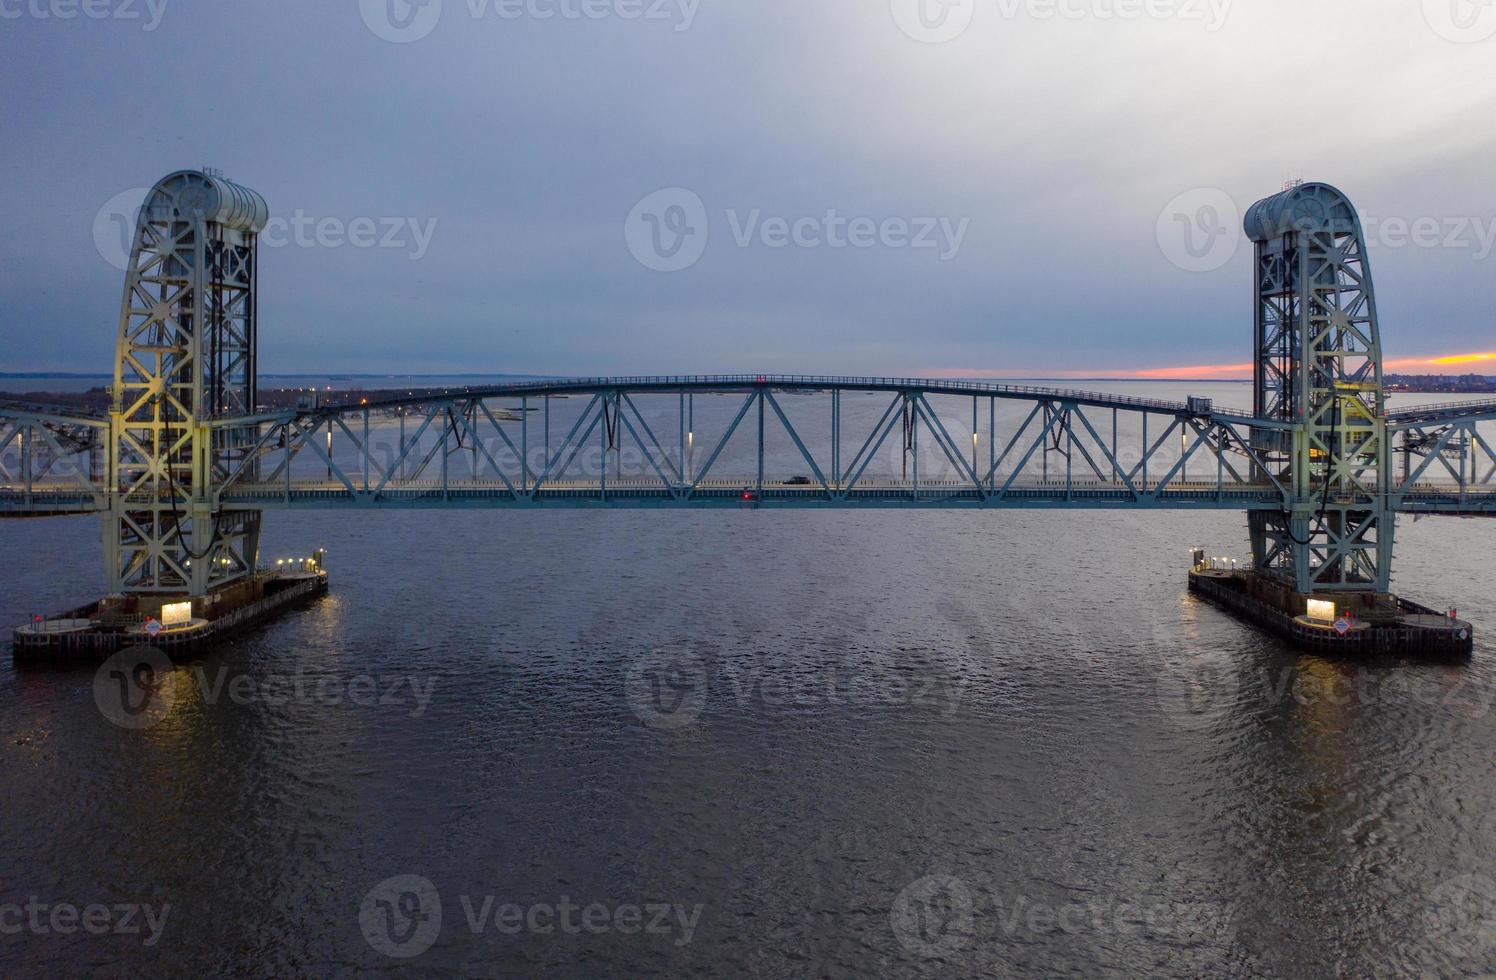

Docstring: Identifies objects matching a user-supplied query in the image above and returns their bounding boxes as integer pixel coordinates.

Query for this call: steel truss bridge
[2,172,1494,599]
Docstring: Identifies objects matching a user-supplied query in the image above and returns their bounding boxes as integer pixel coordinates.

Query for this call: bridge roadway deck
[1387,397,1496,427]
[4,481,1494,515]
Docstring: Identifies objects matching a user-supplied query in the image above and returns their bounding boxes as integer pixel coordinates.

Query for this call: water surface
[1,383,1493,977]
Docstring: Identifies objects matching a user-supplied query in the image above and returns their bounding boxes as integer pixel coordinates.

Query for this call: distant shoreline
[3,372,1493,390]
[0,372,1259,383]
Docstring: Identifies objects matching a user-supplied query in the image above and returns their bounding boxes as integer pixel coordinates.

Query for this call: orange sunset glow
[1121,352,1496,380]
[1428,352,1496,366]
[932,352,1496,381]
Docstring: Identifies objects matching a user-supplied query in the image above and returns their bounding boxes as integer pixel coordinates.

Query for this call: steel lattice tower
[105,170,268,596]
[1245,182,1393,595]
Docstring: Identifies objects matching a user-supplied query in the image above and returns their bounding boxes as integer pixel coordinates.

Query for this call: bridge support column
[1243,182,1392,599]
[107,170,269,597]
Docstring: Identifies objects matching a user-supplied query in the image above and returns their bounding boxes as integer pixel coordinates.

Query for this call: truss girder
[12,388,1489,515]
[186,383,1306,515]
[0,407,108,514]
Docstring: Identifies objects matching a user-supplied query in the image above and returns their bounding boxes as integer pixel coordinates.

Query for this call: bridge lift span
[4,172,1493,658]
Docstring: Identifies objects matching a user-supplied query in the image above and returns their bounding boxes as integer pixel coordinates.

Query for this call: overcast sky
[2,0,1493,377]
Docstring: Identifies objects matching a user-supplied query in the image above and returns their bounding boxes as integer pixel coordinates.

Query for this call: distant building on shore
[1385,373,1496,394]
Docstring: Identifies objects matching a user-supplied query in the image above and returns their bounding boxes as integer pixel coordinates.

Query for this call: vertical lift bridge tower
[1244,182,1393,600]
[105,170,268,597]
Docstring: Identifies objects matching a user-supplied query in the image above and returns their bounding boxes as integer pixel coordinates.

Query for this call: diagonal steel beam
[1152,421,1214,494]
[529,394,602,493]
[622,393,684,485]
[984,401,1044,486]
[841,393,903,487]
[763,389,832,498]
[689,391,758,495]
[373,408,440,495]
[1072,407,1139,498]
[998,404,1062,498]
[453,407,520,498]
[913,394,983,491]
[1128,417,1181,488]
[844,395,908,494]
[616,402,681,496]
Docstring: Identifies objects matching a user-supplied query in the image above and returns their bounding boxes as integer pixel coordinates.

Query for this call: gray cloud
[1,0,1493,376]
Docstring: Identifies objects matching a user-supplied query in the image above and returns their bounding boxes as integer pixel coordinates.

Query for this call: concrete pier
[1188,566,1473,659]
[12,570,329,663]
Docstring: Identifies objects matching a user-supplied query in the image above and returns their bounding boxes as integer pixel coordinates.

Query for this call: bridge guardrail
[1388,397,1496,424]
[221,375,1207,421]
